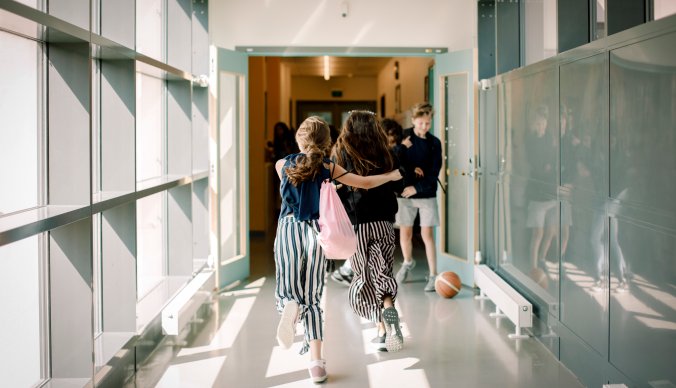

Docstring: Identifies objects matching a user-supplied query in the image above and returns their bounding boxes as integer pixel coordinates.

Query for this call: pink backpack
[317,179,357,260]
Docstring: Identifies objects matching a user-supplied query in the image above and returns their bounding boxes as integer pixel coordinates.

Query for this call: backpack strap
[329,157,351,183]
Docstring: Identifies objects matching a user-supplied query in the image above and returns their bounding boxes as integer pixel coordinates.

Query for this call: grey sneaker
[330,266,353,287]
[424,275,436,292]
[395,260,416,284]
[382,307,403,352]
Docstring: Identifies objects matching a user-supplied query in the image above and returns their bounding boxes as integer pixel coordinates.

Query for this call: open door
[210,47,249,289]
[433,49,478,285]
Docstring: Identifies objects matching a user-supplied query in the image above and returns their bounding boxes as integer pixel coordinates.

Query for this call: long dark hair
[284,116,332,186]
[333,111,393,176]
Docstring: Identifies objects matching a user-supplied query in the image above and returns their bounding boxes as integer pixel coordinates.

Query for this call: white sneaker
[276,300,299,349]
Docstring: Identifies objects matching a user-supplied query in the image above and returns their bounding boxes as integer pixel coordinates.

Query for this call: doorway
[248,55,435,238]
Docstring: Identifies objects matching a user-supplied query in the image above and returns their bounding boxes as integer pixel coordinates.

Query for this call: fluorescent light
[323,55,330,80]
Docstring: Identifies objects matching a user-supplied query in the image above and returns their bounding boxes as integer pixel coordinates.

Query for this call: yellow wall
[291,76,377,101]
[248,57,266,233]
[377,57,434,124]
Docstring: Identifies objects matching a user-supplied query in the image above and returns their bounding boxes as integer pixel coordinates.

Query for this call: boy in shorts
[394,103,442,292]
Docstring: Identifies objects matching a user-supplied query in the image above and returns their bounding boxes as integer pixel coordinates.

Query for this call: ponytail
[285,117,332,186]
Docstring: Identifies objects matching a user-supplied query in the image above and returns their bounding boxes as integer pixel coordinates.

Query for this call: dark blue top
[279,153,332,221]
[400,128,442,198]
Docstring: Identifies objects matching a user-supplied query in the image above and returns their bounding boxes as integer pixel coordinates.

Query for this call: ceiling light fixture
[323,55,330,81]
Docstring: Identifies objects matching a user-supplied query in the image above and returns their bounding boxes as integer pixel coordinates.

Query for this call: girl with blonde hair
[274,116,401,383]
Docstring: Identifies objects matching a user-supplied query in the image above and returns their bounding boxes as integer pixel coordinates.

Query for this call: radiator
[474,264,532,339]
[162,270,215,335]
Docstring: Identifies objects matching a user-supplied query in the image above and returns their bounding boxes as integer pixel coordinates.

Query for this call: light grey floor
[126,235,584,388]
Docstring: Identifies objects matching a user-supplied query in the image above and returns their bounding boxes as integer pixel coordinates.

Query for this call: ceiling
[280,57,392,78]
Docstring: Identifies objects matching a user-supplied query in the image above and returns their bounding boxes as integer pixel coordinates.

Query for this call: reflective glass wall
[499,67,559,312]
[483,14,676,387]
[607,31,676,385]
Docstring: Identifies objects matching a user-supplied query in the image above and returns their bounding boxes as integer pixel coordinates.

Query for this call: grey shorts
[526,200,558,228]
[395,197,440,227]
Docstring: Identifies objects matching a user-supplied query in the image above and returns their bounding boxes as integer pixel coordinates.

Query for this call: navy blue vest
[279,154,331,221]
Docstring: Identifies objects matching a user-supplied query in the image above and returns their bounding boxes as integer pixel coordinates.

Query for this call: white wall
[210,0,476,51]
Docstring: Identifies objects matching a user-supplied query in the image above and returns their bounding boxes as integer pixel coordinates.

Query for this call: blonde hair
[411,102,434,118]
[285,116,332,186]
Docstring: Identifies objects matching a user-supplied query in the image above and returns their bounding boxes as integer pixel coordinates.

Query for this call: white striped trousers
[274,216,326,354]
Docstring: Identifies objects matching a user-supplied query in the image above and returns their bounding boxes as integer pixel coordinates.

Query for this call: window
[136,192,166,299]
[0,236,45,386]
[136,71,166,183]
[136,0,165,61]
[524,0,558,65]
[654,0,676,20]
[0,30,42,216]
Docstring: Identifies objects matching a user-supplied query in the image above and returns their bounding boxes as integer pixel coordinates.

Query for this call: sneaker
[308,359,328,384]
[382,307,403,352]
[424,275,436,292]
[330,267,353,287]
[371,333,387,352]
[395,260,416,284]
[276,300,299,349]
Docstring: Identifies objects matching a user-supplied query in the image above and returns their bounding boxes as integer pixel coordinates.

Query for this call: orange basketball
[435,271,462,298]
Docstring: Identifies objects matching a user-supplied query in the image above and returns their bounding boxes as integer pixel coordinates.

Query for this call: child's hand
[388,169,403,181]
[402,185,417,198]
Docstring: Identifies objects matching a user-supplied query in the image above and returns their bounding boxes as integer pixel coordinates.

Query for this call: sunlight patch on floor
[266,379,316,388]
[367,358,430,388]
[266,342,307,378]
[245,277,267,288]
[220,288,260,297]
[155,356,226,388]
[177,296,256,357]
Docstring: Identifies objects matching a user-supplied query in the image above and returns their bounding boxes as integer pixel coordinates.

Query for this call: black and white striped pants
[274,216,327,354]
[348,221,398,323]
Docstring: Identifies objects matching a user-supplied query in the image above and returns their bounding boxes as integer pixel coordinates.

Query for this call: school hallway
[124,236,583,388]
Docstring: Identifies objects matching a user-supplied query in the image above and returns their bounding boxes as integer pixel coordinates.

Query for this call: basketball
[435,271,462,298]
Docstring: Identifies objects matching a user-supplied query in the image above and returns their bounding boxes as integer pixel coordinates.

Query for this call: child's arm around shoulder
[326,162,402,189]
